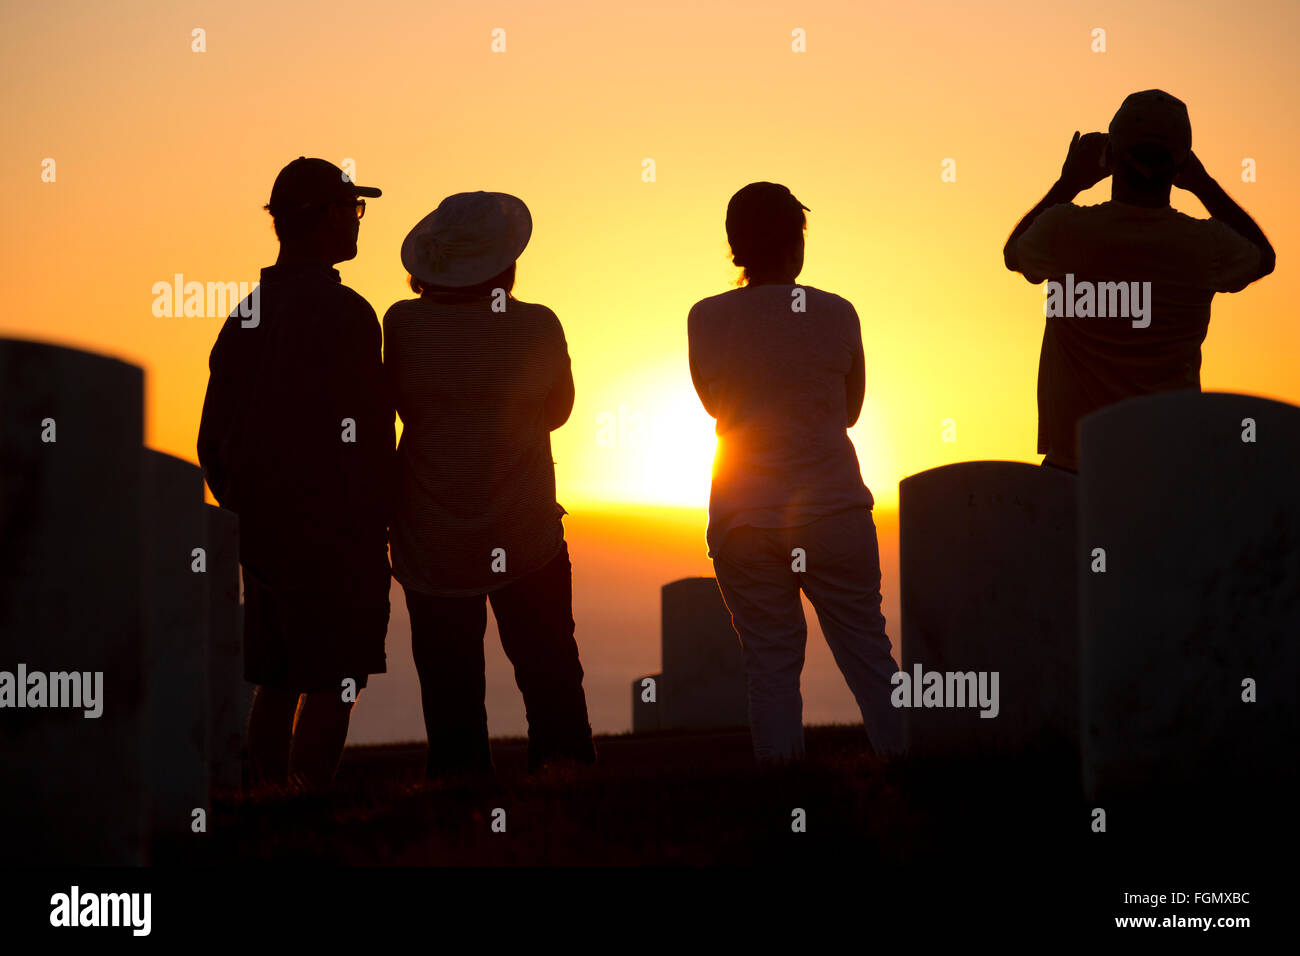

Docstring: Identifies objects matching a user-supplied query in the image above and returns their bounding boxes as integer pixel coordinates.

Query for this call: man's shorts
[242,572,389,694]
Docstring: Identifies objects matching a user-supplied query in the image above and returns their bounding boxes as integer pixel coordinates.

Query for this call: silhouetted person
[197,157,394,789]
[384,192,596,778]
[1004,89,1275,470]
[688,182,903,765]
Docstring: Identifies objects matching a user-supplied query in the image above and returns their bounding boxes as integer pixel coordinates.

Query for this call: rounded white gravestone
[1079,392,1300,802]
[900,461,1079,756]
[0,339,146,864]
[205,504,244,793]
[142,450,209,859]
[661,577,748,730]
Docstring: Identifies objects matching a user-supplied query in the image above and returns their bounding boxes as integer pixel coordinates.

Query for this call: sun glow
[583,383,718,509]
[564,364,717,512]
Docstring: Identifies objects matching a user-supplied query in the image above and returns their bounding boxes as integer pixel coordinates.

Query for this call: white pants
[712,508,903,763]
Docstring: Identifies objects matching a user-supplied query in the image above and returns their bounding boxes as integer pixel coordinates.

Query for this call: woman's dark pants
[403,542,597,776]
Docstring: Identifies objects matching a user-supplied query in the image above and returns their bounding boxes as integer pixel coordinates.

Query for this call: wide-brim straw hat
[401,191,532,288]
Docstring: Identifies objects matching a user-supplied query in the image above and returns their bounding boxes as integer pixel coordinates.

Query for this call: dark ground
[195,723,1290,896]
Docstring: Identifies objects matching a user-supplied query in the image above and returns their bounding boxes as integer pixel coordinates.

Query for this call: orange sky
[3,1,1297,737]
[4,0,1296,513]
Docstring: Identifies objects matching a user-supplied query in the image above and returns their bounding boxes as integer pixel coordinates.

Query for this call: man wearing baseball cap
[198,157,394,788]
[1003,90,1275,470]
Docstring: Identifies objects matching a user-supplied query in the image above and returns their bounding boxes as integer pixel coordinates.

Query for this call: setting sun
[578,363,717,508]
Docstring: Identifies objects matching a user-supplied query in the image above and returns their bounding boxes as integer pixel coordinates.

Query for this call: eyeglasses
[311,198,365,219]
[279,198,366,219]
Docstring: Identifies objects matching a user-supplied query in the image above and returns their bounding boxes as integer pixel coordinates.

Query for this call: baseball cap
[266,157,382,217]
[1108,90,1191,176]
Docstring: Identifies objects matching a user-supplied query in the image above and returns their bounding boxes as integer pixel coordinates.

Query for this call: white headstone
[0,339,147,864]
[205,504,243,793]
[660,577,748,730]
[1079,392,1300,801]
[142,450,209,856]
[900,461,1078,755]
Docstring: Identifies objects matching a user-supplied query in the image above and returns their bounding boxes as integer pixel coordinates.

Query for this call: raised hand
[1174,150,1211,195]
[1058,131,1111,194]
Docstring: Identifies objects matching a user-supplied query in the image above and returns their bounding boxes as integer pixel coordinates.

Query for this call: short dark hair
[409,262,517,298]
[726,189,807,285]
[265,202,330,242]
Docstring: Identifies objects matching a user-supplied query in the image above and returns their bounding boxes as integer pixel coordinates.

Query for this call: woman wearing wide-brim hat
[383,191,596,777]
